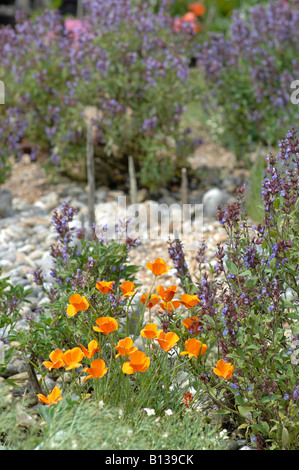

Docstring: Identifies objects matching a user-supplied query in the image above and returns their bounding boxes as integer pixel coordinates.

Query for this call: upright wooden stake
[86,117,95,234]
[77,0,83,18]
[181,167,188,205]
[129,155,138,205]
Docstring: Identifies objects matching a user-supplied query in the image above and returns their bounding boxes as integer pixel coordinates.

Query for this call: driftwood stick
[129,156,137,205]
[180,167,188,205]
[77,0,83,18]
[86,118,96,234]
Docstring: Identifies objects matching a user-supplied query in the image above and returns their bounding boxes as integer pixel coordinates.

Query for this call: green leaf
[251,423,269,436]
[282,427,290,449]
[225,260,238,275]
[238,406,253,422]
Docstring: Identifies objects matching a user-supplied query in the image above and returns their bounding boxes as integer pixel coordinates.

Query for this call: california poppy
[157,285,177,302]
[155,330,180,352]
[182,11,200,33]
[180,293,200,309]
[172,17,182,32]
[140,293,160,309]
[62,347,84,370]
[180,338,207,358]
[42,349,65,371]
[115,337,138,358]
[67,294,89,317]
[146,258,172,276]
[37,386,63,406]
[79,340,100,358]
[159,299,181,312]
[140,322,158,339]
[120,281,137,297]
[188,3,206,16]
[93,316,118,334]
[213,359,234,380]
[183,391,193,408]
[96,280,114,294]
[122,350,150,374]
[83,358,108,382]
[182,316,202,334]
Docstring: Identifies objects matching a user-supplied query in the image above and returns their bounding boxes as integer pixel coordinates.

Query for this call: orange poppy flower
[146,258,172,277]
[213,359,234,380]
[66,294,89,317]
[122,350,150,374]
[79,340,100,358]
[120,281,137,297]
[188,2,206,16]
[37,386,63,406]
[182,316,202,334]
[172,17,182,32]
[180,338,207,358]
[159,299,181,312]
[83,358,108,382]
[183,391,193,408]
[115,337,138,358]
[157,285,177,302]
[62,347,84,370]
[96,280,114,294]
[182,11,197,22]
[140,322,158,339]
[182,12,200,33]
[155,330,180,352]
[140,293,160,309]
[42,349,65,370]
[180,293,200,309]
[93,316,118,334]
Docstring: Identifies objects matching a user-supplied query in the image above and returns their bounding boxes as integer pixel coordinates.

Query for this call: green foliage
[0,379,225,450]
[0,269,31,376]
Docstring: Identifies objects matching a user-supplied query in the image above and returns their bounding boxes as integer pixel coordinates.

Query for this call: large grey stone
[202,187,230,218]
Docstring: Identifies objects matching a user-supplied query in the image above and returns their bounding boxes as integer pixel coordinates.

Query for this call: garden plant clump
[1,130,298,450]
[196,0,299,157]
[0,0,200,191]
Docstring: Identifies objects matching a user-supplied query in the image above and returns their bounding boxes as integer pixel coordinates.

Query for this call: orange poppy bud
[122,350,150,374]
[146,258,172,276]
[37,386,63,406]
[155,330,180,352]
[96,280,114,294]
[213,359,234,380]
[93,316,118,334]
[180,293,200,309]
[66,294,89,317]
[140,323,158,339]
[180,338,207,358]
